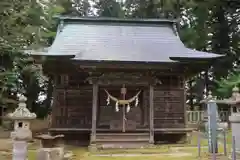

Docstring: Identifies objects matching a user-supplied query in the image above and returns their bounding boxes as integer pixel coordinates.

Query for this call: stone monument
[7,95,36,160]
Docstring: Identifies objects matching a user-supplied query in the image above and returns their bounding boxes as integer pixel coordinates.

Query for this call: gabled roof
[37,16,222,63]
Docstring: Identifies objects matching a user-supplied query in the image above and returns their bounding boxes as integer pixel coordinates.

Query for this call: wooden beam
[90,81,99,144]
[149,85,154,144]
[77,61,178,70]
[183,77,187,127]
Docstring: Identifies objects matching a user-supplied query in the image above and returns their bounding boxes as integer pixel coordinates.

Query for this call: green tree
[0,0,64,117]
[56,0,90,16]
[216,71,240,98]
[0,0,39,105]
[94,0,125,17]
[208,0,240,98]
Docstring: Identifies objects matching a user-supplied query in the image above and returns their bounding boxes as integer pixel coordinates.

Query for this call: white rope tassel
[135,97,139,107]
[126,104,130,113]
[115,102,119,112]
[106,96,110,105]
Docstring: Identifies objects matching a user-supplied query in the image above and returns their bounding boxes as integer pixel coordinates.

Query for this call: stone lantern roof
[7,95,37,120]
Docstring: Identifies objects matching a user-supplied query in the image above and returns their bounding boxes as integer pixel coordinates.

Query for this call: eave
[170,55,225,63]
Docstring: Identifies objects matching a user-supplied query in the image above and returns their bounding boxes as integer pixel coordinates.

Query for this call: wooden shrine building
[31,17,222,148]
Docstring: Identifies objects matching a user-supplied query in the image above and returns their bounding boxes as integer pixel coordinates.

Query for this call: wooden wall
[153,88,185,128]
[52,86,92,128]
[51,72,185,130]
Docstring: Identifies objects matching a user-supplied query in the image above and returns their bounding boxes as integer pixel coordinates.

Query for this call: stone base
[37,147,64,160]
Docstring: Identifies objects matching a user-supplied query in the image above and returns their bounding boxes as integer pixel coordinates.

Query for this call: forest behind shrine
[0,0,239,117]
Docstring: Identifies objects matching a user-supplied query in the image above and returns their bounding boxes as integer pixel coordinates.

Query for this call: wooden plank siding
[50,72,185,132]
[153,88,185,128]
[52,86,93,129]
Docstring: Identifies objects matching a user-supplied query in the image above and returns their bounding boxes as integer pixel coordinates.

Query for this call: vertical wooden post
[63,89,67,126]
[91,81,98,143]
[149,85,154,144]
[143,91,147,126]
[121,85,127,132]
[183,77,187,127]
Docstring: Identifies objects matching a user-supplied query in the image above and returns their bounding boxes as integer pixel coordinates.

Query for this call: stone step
[95,132,150,149]
[96,133,149,136]
[96,138,150,142]
[97,141,150,149]
[96,133,149,140]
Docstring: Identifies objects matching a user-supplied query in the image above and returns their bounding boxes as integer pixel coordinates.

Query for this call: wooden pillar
[91,81,98,143]
[149,85,154,144]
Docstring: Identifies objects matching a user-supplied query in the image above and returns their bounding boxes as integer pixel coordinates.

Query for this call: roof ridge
[54,15,177,24]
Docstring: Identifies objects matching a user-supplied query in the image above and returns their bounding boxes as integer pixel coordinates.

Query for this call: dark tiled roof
[44,17,222,63]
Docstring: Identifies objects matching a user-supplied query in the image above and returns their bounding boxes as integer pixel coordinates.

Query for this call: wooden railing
[187,110,230,124]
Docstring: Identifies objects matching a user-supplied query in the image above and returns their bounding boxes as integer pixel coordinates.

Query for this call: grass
[225,130,232,144]
[24,146,229,160]
[28,151,36,159]
[26,134,231,160]
[79,156,197,160]
[0,130,233,160]
[69,146,229,160]
[189,132,209,146]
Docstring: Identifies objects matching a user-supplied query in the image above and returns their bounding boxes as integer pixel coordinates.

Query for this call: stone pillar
[201,93,220,153]
[229,114,240,152]
[11,129,32,160]
[6,95,36,160]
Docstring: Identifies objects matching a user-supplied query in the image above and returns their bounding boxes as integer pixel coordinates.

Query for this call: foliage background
[0,0,239,117]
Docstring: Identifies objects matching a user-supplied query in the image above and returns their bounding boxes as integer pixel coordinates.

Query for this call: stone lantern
[7,95,36,160]
[213,86,240,155]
